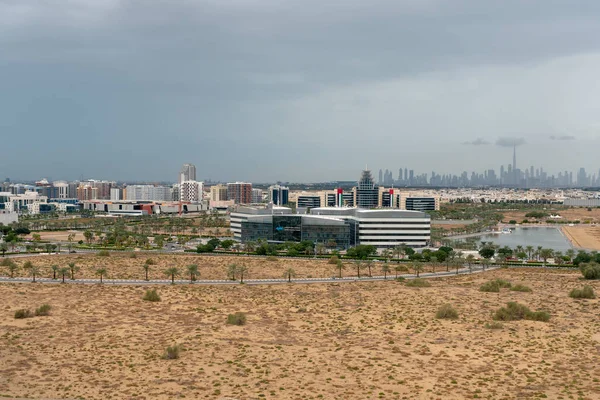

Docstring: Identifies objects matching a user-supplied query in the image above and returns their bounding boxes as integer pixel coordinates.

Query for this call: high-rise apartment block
[180,181,203,203]
[125,185,173,201]
[210,184,228,201]
[227,182,252,204]
[179,163,197,184]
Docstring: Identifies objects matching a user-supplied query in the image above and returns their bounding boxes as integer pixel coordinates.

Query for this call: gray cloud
[462,138,490,146]
[495,137,527,148]
[1,1,600,181]
[550,135,576,140]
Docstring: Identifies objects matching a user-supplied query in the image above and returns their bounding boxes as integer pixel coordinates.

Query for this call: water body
[463,227,573,252]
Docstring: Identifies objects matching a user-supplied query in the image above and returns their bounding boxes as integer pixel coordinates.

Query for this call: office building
[252,188,264,203]
[269,185,289,206]
[179,163,197,184]
[125,185,173,201]
[227,182,252,204]
[354,170,379,208]
[402,197,438,211]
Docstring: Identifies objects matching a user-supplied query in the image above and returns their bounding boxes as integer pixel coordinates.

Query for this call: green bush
[143,289,161,302]
[510,284,532,293]
[97,250,110,257]
[569,286,596,299]
[484,321,504,330]
[480,279,512,292]
[14,309,32,319]
[226,312,247,326]
[129,252,137,258]
[405,278,431,287]
[579,263,600,280]
[395,277,406,282]
[265,256,278,262]
[328,256,340,265]
[435,304,458,320]
[493,302,550,322]
[163,344,181,359]
[35,304,52,316]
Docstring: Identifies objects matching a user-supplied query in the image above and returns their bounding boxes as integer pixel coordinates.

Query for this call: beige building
[210,184,228,201]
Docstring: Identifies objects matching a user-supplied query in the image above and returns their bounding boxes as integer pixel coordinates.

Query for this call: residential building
[227,182,252,204]
[210,184,228,201]
[252,188,264,204]
[180,180,203,203]
[179,163,197,184]
[125,185,173,201]
[77,185,98,201]
[110,188,121,201]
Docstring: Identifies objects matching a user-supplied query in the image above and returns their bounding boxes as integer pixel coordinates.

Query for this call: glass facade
[272,215,302,242]
[356,170,379,208]
[405,197,436,211]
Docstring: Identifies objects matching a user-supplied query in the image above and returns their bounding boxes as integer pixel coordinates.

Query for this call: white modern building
[180,180,203,203]
[5,191,49,215]
[179,163,197,184]
[125,185,173,201]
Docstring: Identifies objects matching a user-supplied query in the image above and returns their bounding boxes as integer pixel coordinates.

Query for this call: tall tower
[512,143,517,185]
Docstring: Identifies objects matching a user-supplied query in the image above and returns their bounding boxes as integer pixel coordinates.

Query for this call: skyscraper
[179,163,197,184]
[355,170,379,208]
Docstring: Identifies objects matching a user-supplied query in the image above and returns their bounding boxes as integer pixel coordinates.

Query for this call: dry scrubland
[502,208,600,224]
[3,254,442,280]
[562,226,600,251]
[1,269,600,399]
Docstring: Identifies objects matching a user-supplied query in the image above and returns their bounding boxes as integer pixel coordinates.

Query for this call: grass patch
[328,256,340,265]
[142,289,161,302]
[569,285,596,299]
[405,278,431,288]
[493,302,550,322]
[395,277,406,282]
[14,309,32,319]
[265,256,278,262]
[97,250,110,257]
[484,321,504,330]
[480,279,512,292]
[163,344,181,360]
[128,252,137,258]
[435,304,459,320]
[510,284,532,293]
[226,312,247,326]
[35,304,52,316]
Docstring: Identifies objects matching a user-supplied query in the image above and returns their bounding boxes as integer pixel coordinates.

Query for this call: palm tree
[354,261,363,279]
[394,265,407,278]
[283,268,296,283]
[164,267,179,284]
[526,245,534,260]
[412,262,424,277]
[381,262,391,280]
[186,264,199,283]
[565,248,576,262]
[465,254,475,273]
[335,260,345,278]
[0,242,8,257]
[143,262,151,281]
[59,267,69,283]
[430,256,438,274]
[365,260,373,277]
[454,259,462,275]
[480,258,491,271]
[27,263,40,283]
[536,246,543,260]
[515,245,524,255]
[237,265,249,283]
[539,248,554,266]
[51,264,59,280]
[227,263,238,280]
[96,268,107,283]
[68,262,77,280]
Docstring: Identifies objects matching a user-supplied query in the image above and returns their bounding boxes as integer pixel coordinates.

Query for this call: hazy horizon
[2,1,600,182]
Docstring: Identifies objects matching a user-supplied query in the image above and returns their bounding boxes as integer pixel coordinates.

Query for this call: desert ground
[1,268,599,399]
[38,230,85,242]
[562,226,600,251]
[3,254,436,281]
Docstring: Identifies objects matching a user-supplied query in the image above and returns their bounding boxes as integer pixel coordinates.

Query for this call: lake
[464,227,573,252]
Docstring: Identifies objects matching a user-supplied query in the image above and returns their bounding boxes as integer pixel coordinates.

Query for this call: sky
[1,0,600,183]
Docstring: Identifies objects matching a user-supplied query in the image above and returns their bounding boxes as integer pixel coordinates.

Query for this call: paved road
[0,266,498,286]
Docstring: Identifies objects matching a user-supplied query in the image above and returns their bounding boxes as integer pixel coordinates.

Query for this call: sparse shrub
[480,279,512,292]
[143,289,161,302]
[328,256,340,265]
[14,309,32,319]
[569,285,596,299]
[579,263,600,280]
[98,250,110,257]
[493,302,550,322]
[129,252,137,258]
[145,258,156,265]
[395,277,406,282]
[227,312,247,326]
[484,321,504,329]
[265,256,278,262]
[405,278,431,288]
[35,304,52,316]
[436,304,459,319]
[163,344,181,359]
[510,284,532,293]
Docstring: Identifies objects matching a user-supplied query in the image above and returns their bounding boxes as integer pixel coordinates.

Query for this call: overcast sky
[2,0,600,183]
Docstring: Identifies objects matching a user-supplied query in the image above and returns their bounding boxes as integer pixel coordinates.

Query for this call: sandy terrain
[38,230,85,242]
[3,254,436,281]
[562,226,600,251]
[502,207,600,223]
[1,268,599,399]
